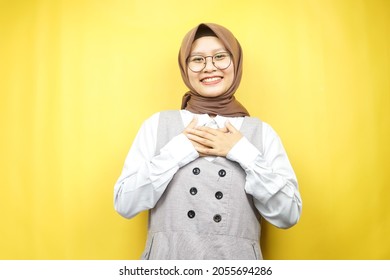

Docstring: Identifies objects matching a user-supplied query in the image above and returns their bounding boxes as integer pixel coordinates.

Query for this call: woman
[114,23,302,260]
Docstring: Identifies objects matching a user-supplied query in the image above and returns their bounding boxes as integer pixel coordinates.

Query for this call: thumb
[188,116,198,129]
[225,120,238,133]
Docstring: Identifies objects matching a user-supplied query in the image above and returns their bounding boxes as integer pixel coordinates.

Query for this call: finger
[187,133,214,147]
[218,126,228,133]
[183,117,198,136]
[187,127,216,140]
[195,125,220,136]
[190,140,208,150]
[190,141,212,157]
[194,145,213,156]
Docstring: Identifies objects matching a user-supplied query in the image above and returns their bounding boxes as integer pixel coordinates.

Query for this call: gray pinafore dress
[141,110,263,259]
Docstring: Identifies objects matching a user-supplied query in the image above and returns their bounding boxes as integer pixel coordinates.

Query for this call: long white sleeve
[114,112,199,219]
[227,123,302,229]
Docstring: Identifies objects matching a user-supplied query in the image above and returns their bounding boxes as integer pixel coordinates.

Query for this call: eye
[213,52,229,61]
[189,56,205,63]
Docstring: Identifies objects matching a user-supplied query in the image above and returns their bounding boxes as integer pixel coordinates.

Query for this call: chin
[199,92,224,98]
[198,87,227,98]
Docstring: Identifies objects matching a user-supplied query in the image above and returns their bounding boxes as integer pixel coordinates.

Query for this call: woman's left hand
[186,121,243,157]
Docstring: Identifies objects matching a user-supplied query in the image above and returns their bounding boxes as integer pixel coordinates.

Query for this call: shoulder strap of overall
[240,117,263,153]
[155,110,184,156]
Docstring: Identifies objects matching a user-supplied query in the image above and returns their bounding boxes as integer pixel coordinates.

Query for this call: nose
[203,56,216,72]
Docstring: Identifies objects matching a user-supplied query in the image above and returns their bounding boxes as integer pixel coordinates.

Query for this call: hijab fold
[178,23,250,117]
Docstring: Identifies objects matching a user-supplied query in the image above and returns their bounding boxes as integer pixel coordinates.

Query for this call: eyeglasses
[187,52,232,73]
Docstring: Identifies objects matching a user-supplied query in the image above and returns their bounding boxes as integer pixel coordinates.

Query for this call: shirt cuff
[227,137,261,170]
[160,133,199,167]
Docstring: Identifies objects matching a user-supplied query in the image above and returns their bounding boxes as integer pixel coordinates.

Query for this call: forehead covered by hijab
[178,23,243,92]
[194,24,218,40]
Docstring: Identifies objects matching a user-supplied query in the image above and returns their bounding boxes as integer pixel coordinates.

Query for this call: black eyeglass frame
[186,52,232,73]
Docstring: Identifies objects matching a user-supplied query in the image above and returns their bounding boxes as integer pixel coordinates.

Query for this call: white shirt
[114,110,302,229]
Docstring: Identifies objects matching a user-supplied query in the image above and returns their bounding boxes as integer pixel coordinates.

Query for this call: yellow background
[0,0,389,259]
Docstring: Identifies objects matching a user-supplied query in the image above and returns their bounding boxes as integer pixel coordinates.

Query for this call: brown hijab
[178,23,250,117]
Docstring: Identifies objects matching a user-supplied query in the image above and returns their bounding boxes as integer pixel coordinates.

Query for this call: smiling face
[187,36,235,98]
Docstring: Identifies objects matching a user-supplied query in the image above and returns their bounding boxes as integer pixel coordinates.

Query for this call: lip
[200,76,223,85]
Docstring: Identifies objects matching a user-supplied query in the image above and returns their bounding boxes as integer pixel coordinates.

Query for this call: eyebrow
[190,48,227,56]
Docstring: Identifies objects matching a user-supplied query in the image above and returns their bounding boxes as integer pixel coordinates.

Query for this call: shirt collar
[181,109,246,129]
[191,112,227,128]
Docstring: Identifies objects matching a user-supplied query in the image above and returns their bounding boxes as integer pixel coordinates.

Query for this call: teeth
[202,77,221,82]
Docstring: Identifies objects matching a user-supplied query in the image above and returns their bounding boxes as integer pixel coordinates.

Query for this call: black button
[218,169,226,177]
[215,191,223,199]
[192,167,200,175]
[190,187,197,195]
[213,214,222,223]
[187,210,195,219]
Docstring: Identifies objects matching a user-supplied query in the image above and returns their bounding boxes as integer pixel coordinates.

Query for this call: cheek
[187,72,198,87]
[225,71,235,88]
[222,62,235,86]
